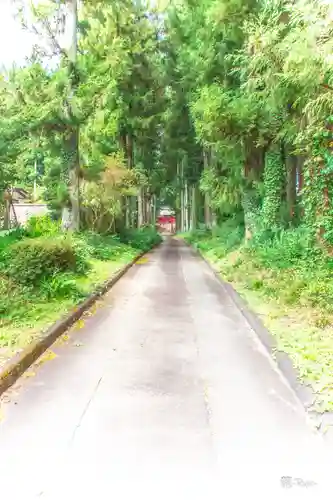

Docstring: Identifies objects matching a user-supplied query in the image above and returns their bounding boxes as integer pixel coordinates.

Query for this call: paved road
[0,238,332,498]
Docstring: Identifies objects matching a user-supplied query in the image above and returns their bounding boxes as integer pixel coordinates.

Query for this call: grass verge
[0,223,161,368]
[182,219,333,413]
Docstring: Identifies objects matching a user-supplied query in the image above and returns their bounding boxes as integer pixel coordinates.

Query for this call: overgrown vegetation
[184,221,333,412]
[0,218,160,363]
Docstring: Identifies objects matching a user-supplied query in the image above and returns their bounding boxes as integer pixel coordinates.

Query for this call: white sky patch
[0,0,36,69]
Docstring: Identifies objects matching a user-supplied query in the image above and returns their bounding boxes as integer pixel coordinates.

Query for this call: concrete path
[0,238,332,499]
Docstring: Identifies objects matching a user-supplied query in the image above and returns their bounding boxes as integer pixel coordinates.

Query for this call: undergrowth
[184,218,333,412]
[0,217,161,356]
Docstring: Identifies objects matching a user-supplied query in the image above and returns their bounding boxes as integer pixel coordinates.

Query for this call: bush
[213,219,244,251]
[6,236,88,286]
[26,214,60,238]
[39,272,82,300]
[0,274,29,321]
[184,228,211,243]
[248,226,314,269]
[74,232,131,261]
[119,226,162,251]
[0,228,26,268]
[184,217,244,257]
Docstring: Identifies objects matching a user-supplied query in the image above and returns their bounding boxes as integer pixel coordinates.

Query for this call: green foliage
[185,216,244,259]
[0,230,28,285]
[0,211,159,346]
[26,214,61,238]
[74,232,134,261]
[247,226,314,269]
[39,273,82,301]
[0,228,26,258]
[0,0,167,233]
[5,237,87,287]
[0,275,30,321]
[261,147,285,229]
[186,218,333,410]
[119,226,162,251]
[187,218,333,311]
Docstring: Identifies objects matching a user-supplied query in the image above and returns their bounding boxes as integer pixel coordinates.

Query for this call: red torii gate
[157,214,176,234]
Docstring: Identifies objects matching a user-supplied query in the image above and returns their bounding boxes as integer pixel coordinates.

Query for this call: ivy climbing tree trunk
[242,140,264,240]
[261,145,285,229]
[305,128,333,248]
[286,151,297,223]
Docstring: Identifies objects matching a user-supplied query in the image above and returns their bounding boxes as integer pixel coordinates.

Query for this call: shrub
[184,228,211,243]
[119,226,162,251]
[249,226,314,269]
[282,277,307,305]
[39,272,82,300]
[0,228,26,269]
[74,232,130,261]
[6,236,88,286]
[212,216,244,248]
[0,274,29,321]
[303,279,333,308]
[26,214,60,238]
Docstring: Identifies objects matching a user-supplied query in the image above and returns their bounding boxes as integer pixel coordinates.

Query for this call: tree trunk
[68,128,80,231]
[123,198,129,229]
[190,184,197,231]
[184,179,189,232]
[34,158,37,201]
[286,153,297,223]
[261,144,285,229]
[180,159,185,232]
[152,194,157,226]
[62,0,80,231]
[3,195,10,230]
[125,133,134,229]
[297,156,304,193]
[180,188,184,232]
[242,139,265,239]
[176,161,181,231]
[203,150,212,228]
[146,197,151,225]
[138,187,144,227]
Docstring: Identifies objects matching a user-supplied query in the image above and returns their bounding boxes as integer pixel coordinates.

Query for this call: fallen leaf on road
[23,371,36,378]
[136,257,149,265]
[56,334,70,345]
[35,350,57,367]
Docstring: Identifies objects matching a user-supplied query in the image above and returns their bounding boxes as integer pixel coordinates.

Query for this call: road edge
[0,246,157,396]
[183,239,333,432]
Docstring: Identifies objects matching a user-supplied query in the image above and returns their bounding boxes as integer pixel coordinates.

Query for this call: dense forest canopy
[0,0,333,242]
